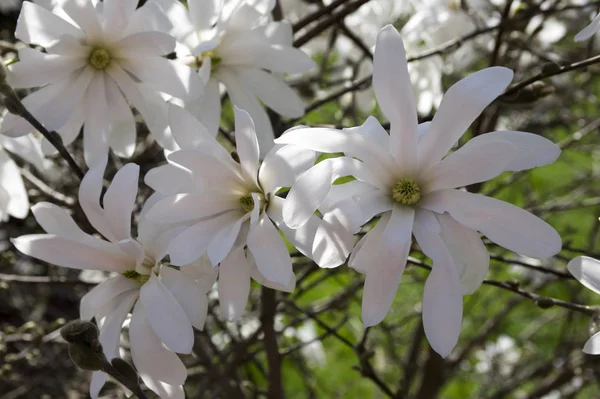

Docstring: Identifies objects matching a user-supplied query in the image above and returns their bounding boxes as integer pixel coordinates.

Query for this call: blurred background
[2,0,600,398]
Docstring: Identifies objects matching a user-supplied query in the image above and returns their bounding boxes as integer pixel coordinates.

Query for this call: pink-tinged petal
[140,274,194,354]
[168,211,242,266]
[160,267,208,330]
[247,214,293,286]
[259,145,316,194]
[146,192,239,224]
[468,131,561,172]
[102,163,139,241]
[419,189,561,259]
[361,206,414,326]
[83,72,110,167]
[15,1,83,46]
[568,256,600,295]
[437,213,489,295]
[8,48,86,88]
[283,156,381,229]
[80,276,139,320]
[62,0,103,42]
[234,68,305,118]
[583,331,600,354]
[129,302,187,385]
[413,209,463,358]
[373,25,418,171]
[218,247,251,321]
[234,107,260,187]
[11,234,133,273]
[275,126,396,180]
[418,67,514,169]
[421,139,516,193]
[575,13,600,42]
[207,214,247,266]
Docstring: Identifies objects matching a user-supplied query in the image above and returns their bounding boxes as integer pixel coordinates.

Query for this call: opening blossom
[568,256,600,354]
[575,12,600,42]
[148,0,315,154]
[2,0,203,166]
[276,25,562,357]
[12,159,214,399]
[145,104,353,320]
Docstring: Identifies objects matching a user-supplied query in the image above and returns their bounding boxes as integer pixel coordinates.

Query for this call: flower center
[392,178,421,205]
[239,195,255,213]
[448,0,460,11]
[188,51,222,71]
[122,270,150,284]
[89,48,111,70]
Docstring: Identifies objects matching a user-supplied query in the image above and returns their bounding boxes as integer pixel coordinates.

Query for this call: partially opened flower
[12,159,213,399]
[567,256,600,354]
[276,25,562,357]
[575,13,600,42]
[146,104,353,320]
[2,0,203,166]
[148,0,315,154]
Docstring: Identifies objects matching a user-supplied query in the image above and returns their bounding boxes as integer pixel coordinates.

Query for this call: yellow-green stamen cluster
[239,195,255,213]
[392,179,421,205]
[89,48,111,70]
[122,270,150,284]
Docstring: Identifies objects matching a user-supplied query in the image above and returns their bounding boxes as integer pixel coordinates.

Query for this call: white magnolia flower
[12,159,214,399]
[276,25,562,357]
[148,0,315,155]
[145,104,353,320]
[0,133,49,222]
[575,13,600,42]
[567,256,600,354]
[2,0,203,166]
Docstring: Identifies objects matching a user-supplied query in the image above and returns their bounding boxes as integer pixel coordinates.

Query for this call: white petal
[218,247,251,321]
[349,212,390,275]
[247,214,293,286]
[190,77,221,138]
[567,256,600,295]
[9,48,86,88]
[103,163,139,241]
[160,266,208,330]
[421,139,516,193]
[437,214,489,295]
[583,331,600,354]
[113,31,175,56]
[105,76,136,158]
[418,67,514,169]
[467,131,561,172]
[15,2,83,46]
[102,0,138,41]
[234,107,260,187]
[12,234,133,273]
[188,0,221,31]
[181,255,219,293]
[97,290,138,359]
[419,189,561,259]
[373,25,418,170]
[78,157,117,241]
[361,206,414,327]
[344,115,389,150]
[140,273,194,354]
[259,145,316,193]
[0,134,48,172]
[413,209,463,358]
[89,372,107,399]
[167,149,244,192]
[0,150,28,219]
[80,276,138,320]
[146,193,239,224]
[31,202,83,241]
[83,72,110,167]
[145,163,194,196]
[129,302,187,385]
[168,211,241,266]
[207,214,246,266]
[575,13,600,42]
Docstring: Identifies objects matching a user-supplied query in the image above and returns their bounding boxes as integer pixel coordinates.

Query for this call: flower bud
[68,342,104,371]
[60,320,101,352]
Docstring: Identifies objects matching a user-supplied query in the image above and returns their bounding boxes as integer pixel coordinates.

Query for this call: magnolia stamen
[392,178,421,205]
[239,195,255,213]
[89,48,111,70]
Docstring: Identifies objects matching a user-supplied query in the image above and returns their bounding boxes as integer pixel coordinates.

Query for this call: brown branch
[261,287,283,399]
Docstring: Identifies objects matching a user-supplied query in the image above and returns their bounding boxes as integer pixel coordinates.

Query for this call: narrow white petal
[373,25,418,170]
[15,2,83,46]
[207,214,246,266]
[113,31,175,56]
[247,215,293,286]
[160,267,209,330]
[89,372,107,399]
[105,76,136,158]
[583,331,600,354]
[234,107,260,187]
[259,145,316,194]
[146,193,239,224]
[9,48,85,88]
[0,150,28,219]
[78,157,117,242]
[83,72,110,167]
[103,163,139,241]
[140,274,194,354]
[218,247,251,321]
[62,0,103,42]
[97,290,138,359]
[575,13,600,42]
[567,256,600,295]
[80,276,138,320]
[418,67,514,169]
[31,202,84,241]
[420,189,562,259]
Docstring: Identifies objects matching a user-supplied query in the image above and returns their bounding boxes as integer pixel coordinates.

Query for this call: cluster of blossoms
[2,0,600,397]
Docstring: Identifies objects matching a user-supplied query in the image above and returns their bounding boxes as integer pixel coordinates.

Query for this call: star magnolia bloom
[575,13,600,42]
[276,25,562,357]
[146,104,353,320]
[568,256,600,354]
[12,159,214,399]
[3,0,203,166]
[148,0,315,155]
